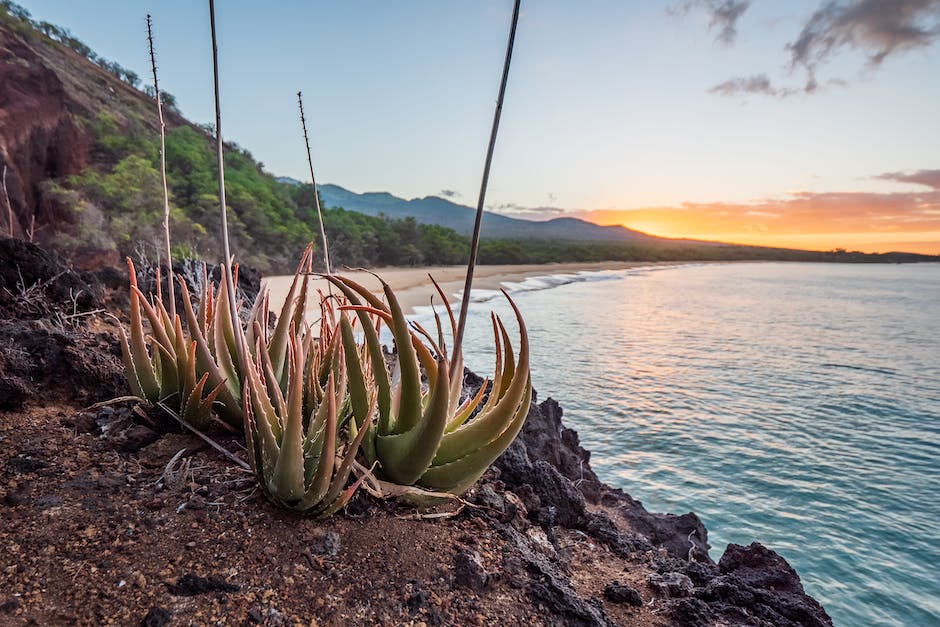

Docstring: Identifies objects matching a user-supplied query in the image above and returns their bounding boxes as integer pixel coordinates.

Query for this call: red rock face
[0,23,89,238]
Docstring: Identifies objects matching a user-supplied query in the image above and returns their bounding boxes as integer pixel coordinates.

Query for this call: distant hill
[317,184,940,264]
[319,184,694,244]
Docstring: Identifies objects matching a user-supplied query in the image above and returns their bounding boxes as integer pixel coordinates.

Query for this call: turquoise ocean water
[445,262,940,626]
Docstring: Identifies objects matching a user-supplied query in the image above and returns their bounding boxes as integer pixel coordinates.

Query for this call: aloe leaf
[448,347,464,419]
[325,275,387,311]
[249,283,269,324]
[340,303,408,434]
[432,305,446,358]
[324,276,391,433]
[430,275,458,345]
[216,271,241,366]
[117,325,148,399]
[269,337,306,501]
[444,378,489,433]
[154,294,178,350]
[125,261,161,400]
[340,317,377,464]
[374,355,450,485]
[304,372,338,505]
[321,321,346,393]
[496,317,515,400]
[379,281,423,434]
[195,378,227,421]
[197,274,211,332]
[177,276,242,423]
[479,314,505,415]
[303,381,328,464]
[179,338,198,409]
[268,244,312,382]
[151,336,180,401]
[409,324,440,394]
[130,285,175,360]
[290,270,310,334]
[419,377,532,494]
[410,319,444,358]
[340,315,370,429]
[183,372,212,428]
[175,317,194,397]
[213,284,242,401]
[244,289,263,352]
[433,298,529,465]
[318,398,374,512]
[243,342,280,477]
[434,377,526,465]
[429,275,464,399]
[242,384,260,472]
[315,470,370,518]
[255,321,288,424]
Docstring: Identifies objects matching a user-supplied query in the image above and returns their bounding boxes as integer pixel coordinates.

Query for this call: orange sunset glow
[573,182,940,255]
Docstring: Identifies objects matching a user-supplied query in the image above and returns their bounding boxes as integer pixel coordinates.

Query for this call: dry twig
[156,401,250,471]
[2,165,13,238]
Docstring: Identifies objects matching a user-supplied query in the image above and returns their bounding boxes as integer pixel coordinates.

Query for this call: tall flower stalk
[146,14,175,319]
[207,0,246,374]
[297,91,332,275]
[453,0,521,369]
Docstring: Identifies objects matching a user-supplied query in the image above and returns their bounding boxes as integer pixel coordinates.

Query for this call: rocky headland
[0,237,832,626]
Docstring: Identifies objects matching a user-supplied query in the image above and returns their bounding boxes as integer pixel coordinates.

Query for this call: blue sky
[14,1,940,252]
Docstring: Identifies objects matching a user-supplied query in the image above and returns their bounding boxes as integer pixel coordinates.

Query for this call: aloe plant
[119,244,317,428]
[171,245,315,427]
[325,274,531,496]
[118,259,226,428]
[241,311,371,514]
[120,1,370,516]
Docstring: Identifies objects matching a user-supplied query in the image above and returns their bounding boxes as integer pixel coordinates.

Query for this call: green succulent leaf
[177,275,242,425]
[419,377,531,494]
[268,244,312,383]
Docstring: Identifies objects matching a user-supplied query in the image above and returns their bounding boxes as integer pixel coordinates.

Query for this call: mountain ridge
[317,183,718,246]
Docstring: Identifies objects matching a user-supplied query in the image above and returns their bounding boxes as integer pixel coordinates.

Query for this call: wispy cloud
[671,0,752,44]
[789,0,940,89]
[439,189,461,199]
[709,73,786,97]
[709,74,847,97]
[876,168,940,190]
[706,0,940,97]
[488,202,565,218]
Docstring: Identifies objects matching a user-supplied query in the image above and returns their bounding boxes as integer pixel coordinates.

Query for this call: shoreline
[263,260,685,315]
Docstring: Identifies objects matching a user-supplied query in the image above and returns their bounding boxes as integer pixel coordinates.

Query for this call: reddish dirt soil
[0,401,668,626]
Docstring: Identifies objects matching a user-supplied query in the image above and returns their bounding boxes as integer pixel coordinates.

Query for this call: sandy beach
[263,261,674,315]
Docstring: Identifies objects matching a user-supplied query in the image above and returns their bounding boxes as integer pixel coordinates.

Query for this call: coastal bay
[263,261,685,315]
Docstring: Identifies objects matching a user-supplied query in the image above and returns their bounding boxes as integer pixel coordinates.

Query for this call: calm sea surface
[448,262,940,627]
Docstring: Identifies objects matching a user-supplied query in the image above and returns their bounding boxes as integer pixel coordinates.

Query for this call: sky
[15,0,940,254]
